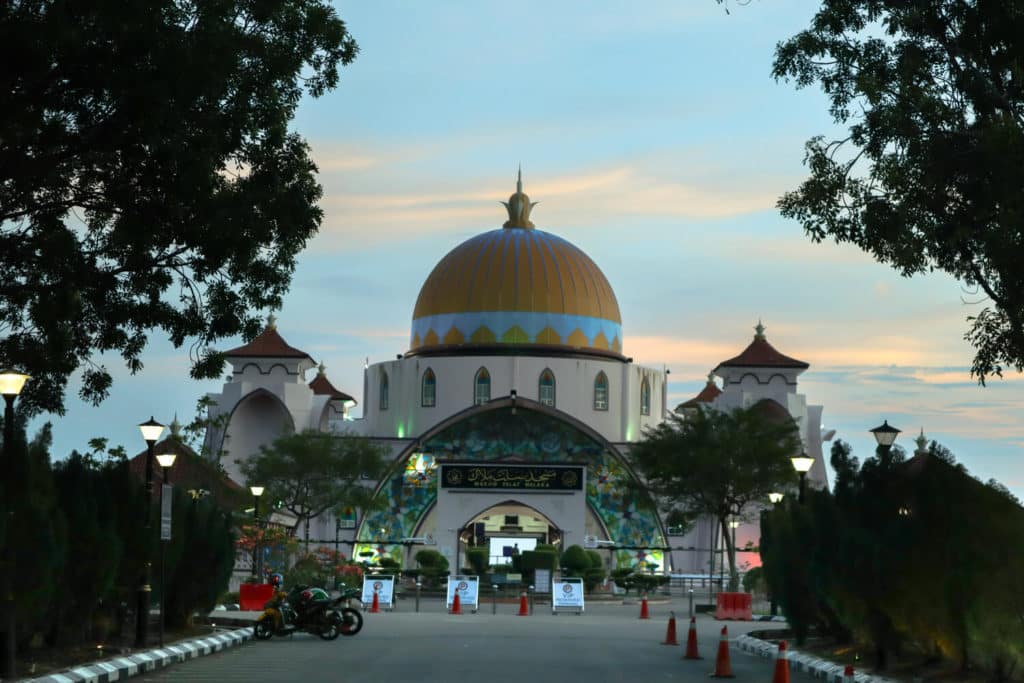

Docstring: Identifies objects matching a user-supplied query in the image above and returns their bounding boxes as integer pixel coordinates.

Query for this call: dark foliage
[0,0,358,414]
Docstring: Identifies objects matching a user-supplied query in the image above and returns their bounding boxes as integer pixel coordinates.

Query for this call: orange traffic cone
[517,591,529,616]
[682,616,702,660]
[639,592,650,619]
[843,665,855,683]
[450,591,462,615]
[662,611,678,645]
[369,589,380,614]
[772,641,790,683]
[710,626,734,678]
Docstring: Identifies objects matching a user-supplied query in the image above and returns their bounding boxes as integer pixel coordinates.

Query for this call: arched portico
[355,397,667,570]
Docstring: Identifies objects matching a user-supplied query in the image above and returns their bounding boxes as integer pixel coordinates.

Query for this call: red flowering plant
[235,524,300,577]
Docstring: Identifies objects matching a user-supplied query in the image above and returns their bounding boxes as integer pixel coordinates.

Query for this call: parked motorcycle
[254,586,363,641]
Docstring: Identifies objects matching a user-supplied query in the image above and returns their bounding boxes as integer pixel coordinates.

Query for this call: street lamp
[0,368,28,679]
[250,486,265,580]
[870,420,901,450]
[155,453,176,647]
[790,452,814,504]
[135,416,165,648]
[768,492,785,504]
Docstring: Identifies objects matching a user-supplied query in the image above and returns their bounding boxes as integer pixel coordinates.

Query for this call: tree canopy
[630,405,800,588]
[774,1,1024,382]
[239,430,387,538]
[0,0,358,414]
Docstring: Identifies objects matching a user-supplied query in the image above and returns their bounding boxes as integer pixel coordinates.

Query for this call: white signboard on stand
[552,577,584,614]
[446,575,480,612]
[361,574,396,610]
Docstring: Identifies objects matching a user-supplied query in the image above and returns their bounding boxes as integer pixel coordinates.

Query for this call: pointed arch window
[538,369,556,407]
[640,377,651,416]
[474,367,491,405]
[593,371,609,411]
[421,368,437,407]
[379,371,389,411]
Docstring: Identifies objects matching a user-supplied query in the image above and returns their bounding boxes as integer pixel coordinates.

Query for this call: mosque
[202,172,830,577]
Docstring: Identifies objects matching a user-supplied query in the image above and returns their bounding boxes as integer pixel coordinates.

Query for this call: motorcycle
[254,586,363,641]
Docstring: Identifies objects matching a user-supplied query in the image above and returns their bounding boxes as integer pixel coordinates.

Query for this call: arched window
[640,377,651,416]
[538,369,556,407]
[379,371,389,411]
[593,371,609,411]
[421,368,436,407]
[474,367,491,405]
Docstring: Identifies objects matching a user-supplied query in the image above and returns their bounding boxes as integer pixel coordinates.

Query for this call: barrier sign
[552,577,584,614]
[361,574,395,609]
[446,575,480,612]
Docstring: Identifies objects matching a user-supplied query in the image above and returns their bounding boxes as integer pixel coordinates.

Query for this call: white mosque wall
[358,354,665,444]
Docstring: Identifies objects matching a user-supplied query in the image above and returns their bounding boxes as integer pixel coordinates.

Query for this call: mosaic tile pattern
[356,407,665,569]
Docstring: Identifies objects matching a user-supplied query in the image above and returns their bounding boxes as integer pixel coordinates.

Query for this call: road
[141,598,802,683]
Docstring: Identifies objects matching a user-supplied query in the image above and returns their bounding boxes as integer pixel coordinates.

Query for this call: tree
[630,406,800,590]
[0,0,358,414]
[239,430,387,543]
[774,1,1024,383]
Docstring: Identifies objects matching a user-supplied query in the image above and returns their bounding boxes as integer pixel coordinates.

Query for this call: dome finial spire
[502,167,538,229]
[754,319,766,339]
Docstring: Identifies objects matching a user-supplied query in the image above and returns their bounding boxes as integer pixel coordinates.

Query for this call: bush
[742,566,765,595]
[415,549,447,570]
[582,567,606,593]
[377,555,401,571]
[466,547,489,576]
[560,545,590,576]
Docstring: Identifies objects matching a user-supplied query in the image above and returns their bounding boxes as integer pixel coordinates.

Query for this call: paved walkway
[137,598,806,683]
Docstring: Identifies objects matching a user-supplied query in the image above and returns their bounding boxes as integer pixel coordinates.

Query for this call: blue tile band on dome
[410,311,622,352]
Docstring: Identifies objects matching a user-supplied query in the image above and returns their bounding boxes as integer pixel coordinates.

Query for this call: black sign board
[441,464,583,491]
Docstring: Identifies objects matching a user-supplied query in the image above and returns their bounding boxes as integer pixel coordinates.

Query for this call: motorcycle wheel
[339,607,363,636]
[254,617,275,641]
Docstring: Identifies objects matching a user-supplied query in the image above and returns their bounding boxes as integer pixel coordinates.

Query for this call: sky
[31,0,1024,497]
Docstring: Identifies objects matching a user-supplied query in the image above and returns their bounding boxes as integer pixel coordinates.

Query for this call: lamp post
[870,420,901,454]
[250,486,265,580]
[0,369,28,679]
[136,417,165,648]
[155,453,177,647]
[768,492,785,505]
[790,452,814,503]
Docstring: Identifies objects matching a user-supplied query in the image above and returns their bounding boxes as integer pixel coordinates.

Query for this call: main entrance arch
[355,399,667,570]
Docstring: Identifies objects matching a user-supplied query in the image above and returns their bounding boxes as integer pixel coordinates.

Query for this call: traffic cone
[710,626,734,678]
[683,617,702,660]
[639,592,650,619]
[772,641,790,683]
[517,591,529,616]
[662,611,678,645]
[369,589,380,614]
[843,665,855,683]
[450,592,462,615]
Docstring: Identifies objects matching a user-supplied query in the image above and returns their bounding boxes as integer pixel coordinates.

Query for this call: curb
[24,627,252,683]
[734,634,898,683]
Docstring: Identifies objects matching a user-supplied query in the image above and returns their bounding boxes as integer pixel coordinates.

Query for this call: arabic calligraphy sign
[440,464,584,491]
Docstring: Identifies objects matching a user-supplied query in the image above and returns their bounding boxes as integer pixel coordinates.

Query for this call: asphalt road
[140,598,806,683]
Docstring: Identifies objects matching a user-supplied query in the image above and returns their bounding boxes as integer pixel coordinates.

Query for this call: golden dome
[409,172,623,358]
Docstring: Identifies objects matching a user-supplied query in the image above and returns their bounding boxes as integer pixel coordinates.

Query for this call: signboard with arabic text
[552,577,585,614]
[361,575,395,609]
[440,464,583,491]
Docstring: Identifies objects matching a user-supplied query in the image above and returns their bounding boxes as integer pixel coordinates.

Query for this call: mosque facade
[202,174,830,577]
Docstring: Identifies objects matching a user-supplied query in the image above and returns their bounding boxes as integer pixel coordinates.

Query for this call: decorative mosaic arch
[355,403,666,569]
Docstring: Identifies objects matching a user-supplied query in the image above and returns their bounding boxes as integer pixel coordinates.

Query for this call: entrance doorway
[459,501,559,570]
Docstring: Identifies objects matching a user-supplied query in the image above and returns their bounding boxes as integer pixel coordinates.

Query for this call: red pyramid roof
[309,371,357,404]
[716,323,808,370]
[225,324,312,360]
[128,434,245,508]
[676,375,722,410]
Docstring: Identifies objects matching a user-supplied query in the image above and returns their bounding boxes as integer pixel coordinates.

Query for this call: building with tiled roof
[202,317,358,489]
[128,418,246,509]
[198,171,830,580]
[676,373,723,412]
